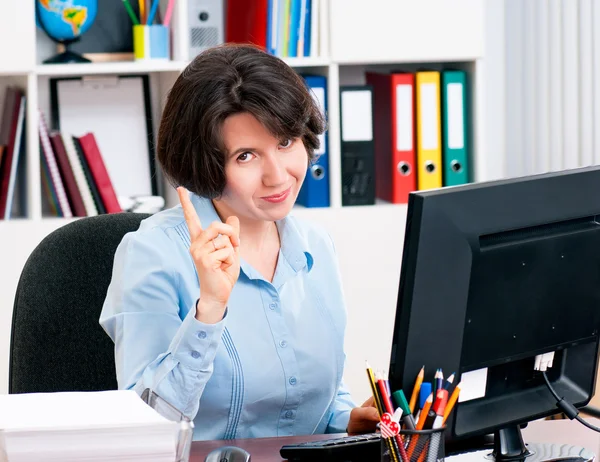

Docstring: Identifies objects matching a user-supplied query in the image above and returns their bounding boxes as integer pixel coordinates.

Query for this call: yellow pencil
[409,366,424,414]
[442,382,461,424]
[365,363,399,462]
[365,362,384,416]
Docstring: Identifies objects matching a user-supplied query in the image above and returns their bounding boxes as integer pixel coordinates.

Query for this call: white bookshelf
[0,0,487,401]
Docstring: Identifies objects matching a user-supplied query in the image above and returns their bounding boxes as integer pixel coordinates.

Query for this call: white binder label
[311,87,326,155]
[341,90,373,142]
[421,83,439,150]
[396,84,413,151]
[447,83,465,149]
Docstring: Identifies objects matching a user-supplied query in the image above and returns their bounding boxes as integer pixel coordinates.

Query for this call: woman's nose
[263,154,287,186]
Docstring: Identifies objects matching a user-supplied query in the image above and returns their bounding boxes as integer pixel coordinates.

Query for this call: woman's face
[214,112,308,223]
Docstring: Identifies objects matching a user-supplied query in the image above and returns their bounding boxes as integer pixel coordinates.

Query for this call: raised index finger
[177,187,202,240]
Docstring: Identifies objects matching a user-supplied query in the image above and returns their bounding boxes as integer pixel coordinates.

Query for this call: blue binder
[297,75,330,208]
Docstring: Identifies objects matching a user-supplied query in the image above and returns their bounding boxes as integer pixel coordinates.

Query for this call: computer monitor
[388,166,600,461]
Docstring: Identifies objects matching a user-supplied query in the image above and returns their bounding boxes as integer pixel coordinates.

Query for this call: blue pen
[147,0,160,25]
[415,382,432,421]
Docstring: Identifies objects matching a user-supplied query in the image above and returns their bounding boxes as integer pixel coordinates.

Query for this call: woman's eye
[237,152,253,162]
[279,139,293,149]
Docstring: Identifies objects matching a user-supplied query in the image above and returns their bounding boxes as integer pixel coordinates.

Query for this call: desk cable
[541,370,600,434]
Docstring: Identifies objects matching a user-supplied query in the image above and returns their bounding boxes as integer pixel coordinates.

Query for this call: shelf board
[32,56,332,77]
[282,56,332,67]
[0,69,32,76]
[35,60,188,77]
[333,56,482,66]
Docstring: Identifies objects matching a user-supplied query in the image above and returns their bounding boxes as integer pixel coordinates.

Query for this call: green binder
[441,70,469,186]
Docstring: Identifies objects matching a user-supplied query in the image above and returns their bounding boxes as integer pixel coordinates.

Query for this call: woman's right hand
[177,187,241,324]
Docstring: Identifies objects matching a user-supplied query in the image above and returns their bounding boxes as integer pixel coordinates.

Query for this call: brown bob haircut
[157,43,326,199]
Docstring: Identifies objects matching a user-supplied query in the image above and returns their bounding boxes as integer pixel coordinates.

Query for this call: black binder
[340,85,376,206]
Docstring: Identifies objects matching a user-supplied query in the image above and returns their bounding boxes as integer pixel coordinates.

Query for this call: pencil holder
[380,427,446,462]
[133,24,170,61]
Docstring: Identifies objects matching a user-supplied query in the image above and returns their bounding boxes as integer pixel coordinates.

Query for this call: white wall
[502,0,600,177]
[0,205,407,405]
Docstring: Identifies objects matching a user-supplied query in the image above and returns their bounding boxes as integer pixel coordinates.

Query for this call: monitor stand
[446,425,594,462]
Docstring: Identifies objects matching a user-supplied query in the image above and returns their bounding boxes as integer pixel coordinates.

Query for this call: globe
[36,0,98,64]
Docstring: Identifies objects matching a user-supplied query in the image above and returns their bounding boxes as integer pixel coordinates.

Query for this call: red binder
[225,0,268,49]
[366,71,417,204]
[76,133,122,214]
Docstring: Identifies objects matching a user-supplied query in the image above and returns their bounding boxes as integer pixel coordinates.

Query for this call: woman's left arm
[325,379,356,433]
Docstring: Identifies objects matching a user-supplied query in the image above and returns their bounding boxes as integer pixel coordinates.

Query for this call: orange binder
[366,71,417,204]
[415,71,443,191]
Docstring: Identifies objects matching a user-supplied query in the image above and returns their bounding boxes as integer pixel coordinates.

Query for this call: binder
[280,0,291,57]
[339,85,376,206]
[226,0,268,50]
[298,0,311,57]
[441,70,469,186]
[288,0,302,57]
[366,71,416,204]
[296,75,329,208]
[415,71,443,191]
[266,0,278,55]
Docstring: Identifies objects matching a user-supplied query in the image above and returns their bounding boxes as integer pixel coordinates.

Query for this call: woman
[99,43,379,440]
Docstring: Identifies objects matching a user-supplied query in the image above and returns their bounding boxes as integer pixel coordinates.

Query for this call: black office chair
[9,212,150,394]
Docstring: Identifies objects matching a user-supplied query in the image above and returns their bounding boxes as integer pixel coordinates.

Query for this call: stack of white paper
[0,390,180,462]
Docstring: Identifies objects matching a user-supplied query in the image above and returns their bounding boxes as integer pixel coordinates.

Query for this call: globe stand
[43,40,90,64]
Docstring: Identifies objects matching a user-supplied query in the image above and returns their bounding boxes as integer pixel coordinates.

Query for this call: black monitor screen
[388,166,600,443]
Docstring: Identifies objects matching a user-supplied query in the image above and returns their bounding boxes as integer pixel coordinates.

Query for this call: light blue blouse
[99,194,356,440]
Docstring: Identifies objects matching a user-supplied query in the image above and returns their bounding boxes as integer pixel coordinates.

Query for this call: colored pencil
[147,0,160,25]
[442,382,461,424]
[122,0,140,25]
[409,366,424,414]
[164,0,177,26]
[138,0,145,24]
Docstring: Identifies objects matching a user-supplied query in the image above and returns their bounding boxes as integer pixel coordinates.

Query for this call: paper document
[0,390,179,462]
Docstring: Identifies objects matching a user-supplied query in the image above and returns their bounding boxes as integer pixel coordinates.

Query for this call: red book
[50,133,87,217]
[225,0,268,49]
[0,88,24,218]
[366,71,417,204]
[76,133,122,214]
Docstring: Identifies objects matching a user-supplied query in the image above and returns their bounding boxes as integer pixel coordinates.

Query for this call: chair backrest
[9,212,150,394]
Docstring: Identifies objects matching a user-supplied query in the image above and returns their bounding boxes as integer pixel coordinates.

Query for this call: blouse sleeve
[99,226,225,420]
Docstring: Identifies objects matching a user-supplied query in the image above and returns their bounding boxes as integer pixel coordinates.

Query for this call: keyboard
[279,433,382,461]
